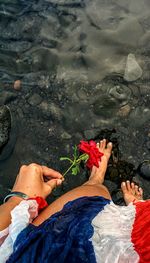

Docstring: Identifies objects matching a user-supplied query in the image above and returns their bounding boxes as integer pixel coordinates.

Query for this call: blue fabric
[7,196,110,263]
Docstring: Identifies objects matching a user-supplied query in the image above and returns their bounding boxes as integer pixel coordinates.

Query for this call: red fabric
[28,196,48,211]
[78,140,104,169]
[132,200,150,263]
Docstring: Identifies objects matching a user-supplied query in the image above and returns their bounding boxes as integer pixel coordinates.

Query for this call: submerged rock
[0,106,11,149]
[28,94,42,106]
[124,53,143,82]
[138,160,150,180]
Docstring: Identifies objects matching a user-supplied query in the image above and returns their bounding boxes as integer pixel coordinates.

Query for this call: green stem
[63,161,76,177]
[62,153,89,177]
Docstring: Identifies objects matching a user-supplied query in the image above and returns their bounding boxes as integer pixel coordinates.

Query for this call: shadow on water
[0,0,150,204]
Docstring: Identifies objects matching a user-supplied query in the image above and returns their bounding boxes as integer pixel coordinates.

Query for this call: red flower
[78,140,104,169]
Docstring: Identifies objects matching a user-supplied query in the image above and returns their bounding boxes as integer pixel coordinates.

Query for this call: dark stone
[28,94,42,106]
[146,140,150,150]
[138,161,150,180]
[0,91,17,105]
[104,179,117,194]
[112,190,125,206]
[0,106,11,149]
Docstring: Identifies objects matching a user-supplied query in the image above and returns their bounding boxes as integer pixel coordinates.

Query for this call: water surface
[0,0,150,203]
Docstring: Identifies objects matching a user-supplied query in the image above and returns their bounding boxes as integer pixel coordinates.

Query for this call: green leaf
[73,145,78,159]
[71,166,78,175]
[60,157,73,163]
[79,154,89,161]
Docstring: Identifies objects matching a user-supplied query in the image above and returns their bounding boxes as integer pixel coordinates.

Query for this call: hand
[12,163,64,199]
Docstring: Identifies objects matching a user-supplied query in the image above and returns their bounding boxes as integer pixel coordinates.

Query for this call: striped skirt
[1,196,150,263]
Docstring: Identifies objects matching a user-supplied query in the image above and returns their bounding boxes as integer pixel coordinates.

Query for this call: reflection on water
[0,0,150,203]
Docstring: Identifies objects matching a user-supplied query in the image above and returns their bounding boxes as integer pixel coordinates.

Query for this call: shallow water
[0,0,150,203]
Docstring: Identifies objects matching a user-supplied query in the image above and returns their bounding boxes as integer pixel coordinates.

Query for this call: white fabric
[91,201,139,263]
[0,200,38,263]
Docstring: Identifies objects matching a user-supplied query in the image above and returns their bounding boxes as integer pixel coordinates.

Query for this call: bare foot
[88,139,113,184]
[121,181,143,205]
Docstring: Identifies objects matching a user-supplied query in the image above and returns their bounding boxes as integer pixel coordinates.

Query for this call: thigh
[33,184,111,226]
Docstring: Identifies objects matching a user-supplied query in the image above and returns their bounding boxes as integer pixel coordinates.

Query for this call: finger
[46,178,63,190]
[42,166,63,179]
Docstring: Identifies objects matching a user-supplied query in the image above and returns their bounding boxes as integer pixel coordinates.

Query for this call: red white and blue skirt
[0,196,150,263]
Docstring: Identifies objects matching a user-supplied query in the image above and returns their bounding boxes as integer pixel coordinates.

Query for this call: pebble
[124,53,143,82]
[13,80,21,90]
[61,131,72,140]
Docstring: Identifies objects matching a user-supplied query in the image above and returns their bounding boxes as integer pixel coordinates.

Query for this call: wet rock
[112,190,125,206]
[28,94,42,106]
[93,95,118,118]
[0,106,11,149]
[39,102,62,121]
[17,108,24,118]
[146,140,150,150]
[61,131,72,140]
[0,91,17,105]
[84,129,97,139]
[124,54,143,82]
[117,104,131,117]
[13,80,21,90]
[104,180,117,194]
[109,84,132,106]
[138,161,150,180]
[77,89,87,100]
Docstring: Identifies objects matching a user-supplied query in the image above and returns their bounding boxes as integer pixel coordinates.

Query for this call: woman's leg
[33,139,112,226]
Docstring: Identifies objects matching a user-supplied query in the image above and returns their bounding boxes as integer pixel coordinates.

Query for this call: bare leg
[33,139,112,226]
[121,181,143,205]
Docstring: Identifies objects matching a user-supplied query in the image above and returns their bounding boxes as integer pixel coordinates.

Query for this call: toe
[121,181,128,194]
[135,185,143,200]
[126,181,131,191]
[106,141,113,154]
[96,142,100,150]
[139,187,143,198]
[99,140,103,151]
[135,185,139,196]
[131,182,136,194]
[99,139,106,150]
[102,139,106,149]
